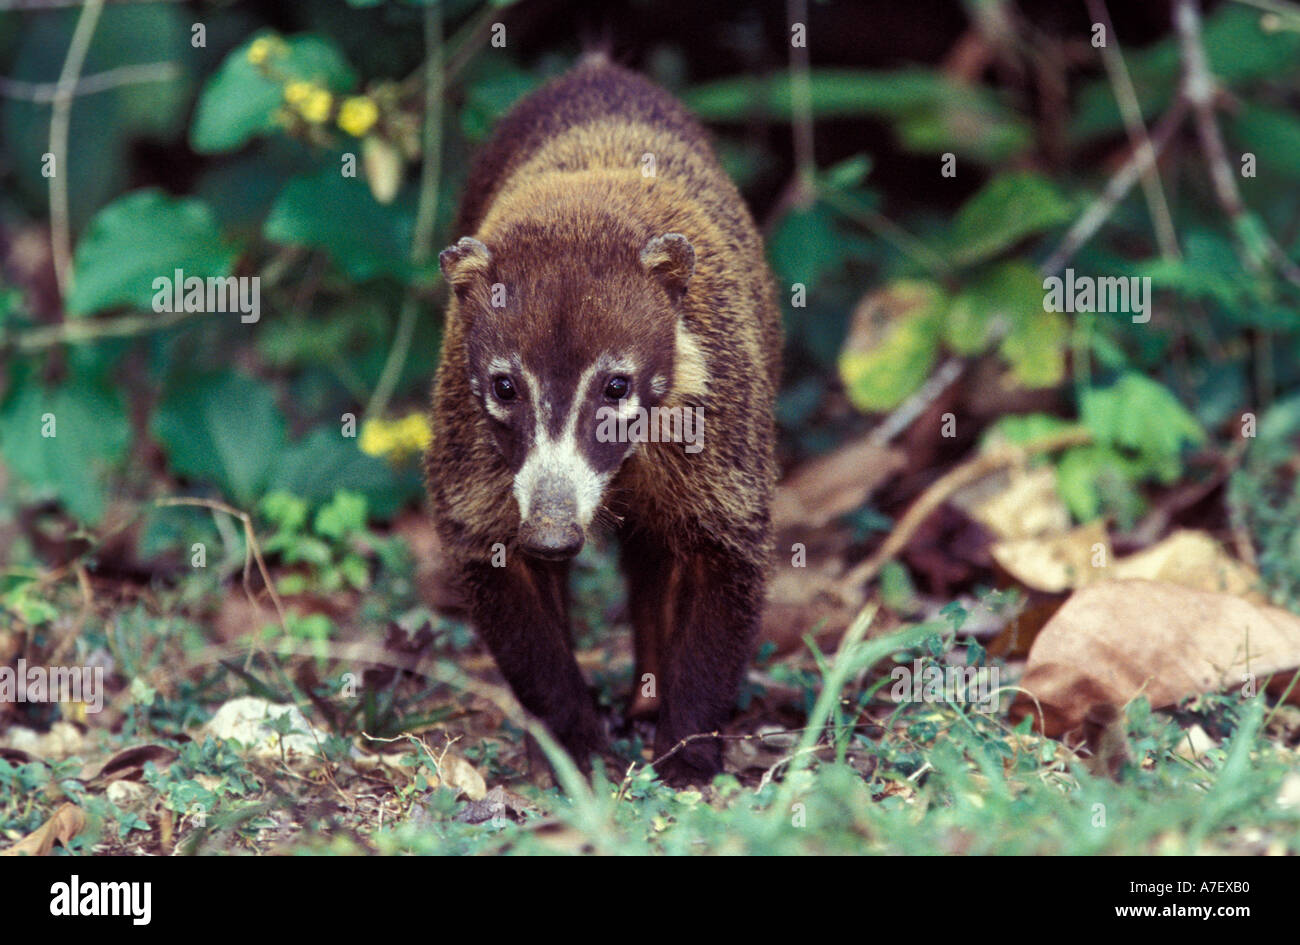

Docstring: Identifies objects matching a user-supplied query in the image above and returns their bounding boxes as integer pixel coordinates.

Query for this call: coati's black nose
[519,520,585,560]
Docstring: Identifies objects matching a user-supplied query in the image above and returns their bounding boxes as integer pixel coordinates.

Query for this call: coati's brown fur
[425,56,781,784]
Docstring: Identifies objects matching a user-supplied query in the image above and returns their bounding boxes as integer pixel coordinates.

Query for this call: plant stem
[48,0,106,302]
[366,2,443,422]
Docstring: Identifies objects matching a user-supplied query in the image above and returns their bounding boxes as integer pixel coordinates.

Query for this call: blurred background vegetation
[2,0,1300,854]
[1,0,1297,571]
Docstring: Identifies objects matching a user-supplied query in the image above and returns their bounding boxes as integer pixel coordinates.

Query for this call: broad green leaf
[948,172,1072,267]
[685,69,1030,162]
[983,413,1080,448]
[769,203,841,291]
[1056,445,1140,524]
[67,190,237,317]
[191,31,357,154]
[1231,104,1300,180]
[1080,374,1206,482]
[839,281,943,412]
[152,372,287,506]
[314,490,368,540]
[0,379,130,524]
[269,427,400,516]
[265,167,413,280]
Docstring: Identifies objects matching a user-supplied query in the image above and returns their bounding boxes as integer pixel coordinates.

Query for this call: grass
[3,518,1299,857]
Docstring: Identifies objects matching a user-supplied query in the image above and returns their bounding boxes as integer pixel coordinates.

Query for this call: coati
[425,56,781,785]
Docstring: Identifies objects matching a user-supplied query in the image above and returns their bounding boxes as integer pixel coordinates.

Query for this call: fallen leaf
[202,696,327,760]
[991,521,1110,593]
[81,743,180,786]
[772,436,905,530]
[1011,580,1300,737]
[0,803,85,856]
[437,750,487,801]
[1110,530,1261,600]
[962,465,1071,540]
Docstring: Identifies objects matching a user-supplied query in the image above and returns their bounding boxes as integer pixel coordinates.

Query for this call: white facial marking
[650,374,668,396]
[513,359,610,525]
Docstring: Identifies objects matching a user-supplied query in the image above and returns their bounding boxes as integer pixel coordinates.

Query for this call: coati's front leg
[652,549,765,786]
[462,557,606,769]
[621,527,679,721]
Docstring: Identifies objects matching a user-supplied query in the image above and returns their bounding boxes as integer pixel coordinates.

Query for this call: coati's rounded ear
[439,237,492,292]
[640,233,695,300]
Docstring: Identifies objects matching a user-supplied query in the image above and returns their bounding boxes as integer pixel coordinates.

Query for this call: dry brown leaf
[993,527,1259,599]
[991,521,1110,593]
[437,750,487,801]
[1110,530,1261,600]
[961,465,1071,541]
[772,436,904,531]
[81,744,180,787]
[0,803,85,856]
[1011,580,1300,737]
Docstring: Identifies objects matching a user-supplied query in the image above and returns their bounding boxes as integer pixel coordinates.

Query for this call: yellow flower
[338,96,380,137]
[300,88,333,124]
[360,413,431,462]
[284,80,313,105]
[247,35,282,66]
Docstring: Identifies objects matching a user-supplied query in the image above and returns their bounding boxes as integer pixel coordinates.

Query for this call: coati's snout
[439,228,701,561]
[516,478,585,560]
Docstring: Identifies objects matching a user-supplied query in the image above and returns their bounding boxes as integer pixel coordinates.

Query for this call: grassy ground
[4,522,1298,857]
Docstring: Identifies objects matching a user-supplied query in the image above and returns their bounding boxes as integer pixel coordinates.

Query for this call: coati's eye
[604,376,631,400]
[491,375,518,402]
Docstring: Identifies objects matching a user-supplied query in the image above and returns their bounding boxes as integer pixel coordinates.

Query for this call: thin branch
[366,3,443,422]
[1175,0,1300,287]
[154,497,289,635]
[48,0,106,302]
[843,427,1094,592]
[1085,0,1181,262]
[1040,97,1188,277]
[0,61,178,102]
[787,0,816,207]
[0,306,210,354]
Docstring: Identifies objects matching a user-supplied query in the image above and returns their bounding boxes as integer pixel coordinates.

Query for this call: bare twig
[1175,0,1300,287]
[0,61,179,102]
[843,427,1093,591]
[0,306,209,354]
[787,0,815,207]
[1085,0,1181,262]
[1040,98,1188,277]
[153,497,289,635]
[48,0,105,301]
[366,3,444,423]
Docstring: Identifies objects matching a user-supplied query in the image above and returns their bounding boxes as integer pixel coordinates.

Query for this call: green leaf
[66,190,237,317]
[1231,104,1300,180]
[984,412,1080,448]
[313,490,368,541]
[267,426,400,515]
[152,373,287,506]
[265,167,413,280]
[1056,444,1143,526]
[838,281,943,412]
[1080,374,1206,482]
[991,263,1068,389]
[0,378,130,524]
[684,69,1031,162]
[191,31,356,153]
[947,172,1072,267]
[768,204,841,291]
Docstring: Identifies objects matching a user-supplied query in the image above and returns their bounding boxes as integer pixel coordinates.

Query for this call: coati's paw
[655,744,723,789]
